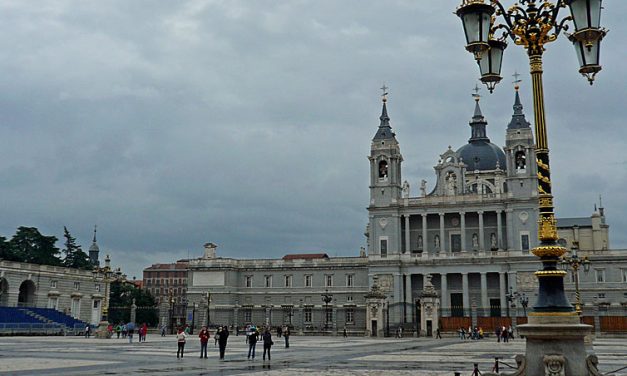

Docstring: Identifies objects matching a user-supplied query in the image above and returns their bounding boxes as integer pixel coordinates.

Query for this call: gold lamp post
[456,0,606,315]
[560,245,591,315]
[92,254,123,338]
[455,1,607,374]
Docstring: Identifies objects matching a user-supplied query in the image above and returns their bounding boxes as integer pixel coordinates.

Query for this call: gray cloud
[1,1,625,278]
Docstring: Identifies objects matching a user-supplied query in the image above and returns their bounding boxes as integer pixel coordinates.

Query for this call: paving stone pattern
[0,335,625,375]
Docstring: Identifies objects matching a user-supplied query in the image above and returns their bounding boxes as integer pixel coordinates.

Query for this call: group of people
[495,325,514,342]
[175,324,291,361]
[458,326,485,340]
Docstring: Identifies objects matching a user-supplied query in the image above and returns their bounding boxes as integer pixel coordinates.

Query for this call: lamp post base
[518,314,592,376]
[95,320,111,339]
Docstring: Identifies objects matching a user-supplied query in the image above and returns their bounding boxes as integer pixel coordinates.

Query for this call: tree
[108,281,158,326]
[9,227,62,266]
[0,236,19,261]
[62,226,92,270]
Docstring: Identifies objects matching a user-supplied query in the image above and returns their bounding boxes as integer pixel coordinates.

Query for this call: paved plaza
[0,334,625,375]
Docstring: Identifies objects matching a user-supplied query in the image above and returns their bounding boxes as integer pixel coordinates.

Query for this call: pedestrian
[215,326,221,347]
[218,326,229,360]
[198,326,209,358]
[84,325,91,338]
[176,327,187,359]
[343,328,347,338]
[262,328,273,361]
[508,326,514,340]
[127,322,135,343]
[122,324,128,338]
[436,328,442,339]
[161,325,166,337]
[116,324,121,339]
[141,323,148,342]
[284,326,290,348]
[496,326,502,342]
[501,326,509,343]
[247,327,258,360]
[277,326,282,338]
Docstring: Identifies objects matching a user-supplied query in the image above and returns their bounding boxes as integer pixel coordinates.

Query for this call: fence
[0,322,83,336]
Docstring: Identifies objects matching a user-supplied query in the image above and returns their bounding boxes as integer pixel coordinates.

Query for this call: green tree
[108,281,158,326]
[62,226,92,270]
[9,227,61,266]
[0,235,20,261]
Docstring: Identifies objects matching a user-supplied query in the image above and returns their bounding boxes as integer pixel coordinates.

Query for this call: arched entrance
[0,278,9,306]
[18,280,36,307]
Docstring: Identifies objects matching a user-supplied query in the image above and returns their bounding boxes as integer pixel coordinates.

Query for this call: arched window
[515,151,526,170]
[378,160,388,178]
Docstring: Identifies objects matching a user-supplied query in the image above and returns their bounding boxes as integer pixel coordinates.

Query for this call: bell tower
[367,87,403,257]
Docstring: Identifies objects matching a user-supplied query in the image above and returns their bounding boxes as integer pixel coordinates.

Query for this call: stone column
[393,273,402,325]
[404,274,412,324]
[505,209,514,250]
[440,273,448,317]
[480,272,488,316]
[496,210,503,250]
[460,211,466,252]
[404,215,411,254]
[422,213,428,254]
[462,272,470,317]
[478,211,485,252]
[439,213,445,253]
[499,272,507,317]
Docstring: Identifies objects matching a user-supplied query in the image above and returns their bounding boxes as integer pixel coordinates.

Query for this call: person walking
[283,326,290,348]
[262,328,273,361]
[84,325,91,338]
[127,322,135,343]
[343,328,347,338]
[215,326,221,347]
[247,327,258,360]
[176,327,187,359]
[436,328,442,339]
[116,323,121,339]
[198,326,209,358]
[161,325,166,337]
[218,326,229,360]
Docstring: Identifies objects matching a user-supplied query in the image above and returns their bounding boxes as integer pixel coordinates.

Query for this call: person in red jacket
[198,326,210,358]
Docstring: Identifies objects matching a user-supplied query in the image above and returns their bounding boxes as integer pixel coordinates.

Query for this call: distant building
[142,260,189,328]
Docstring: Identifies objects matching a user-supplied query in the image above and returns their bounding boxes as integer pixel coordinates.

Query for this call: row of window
[245,274,354,288]
[145,278,187,286]
[569,269,627,283]
[49,280,101,292]
[242,308,354,324]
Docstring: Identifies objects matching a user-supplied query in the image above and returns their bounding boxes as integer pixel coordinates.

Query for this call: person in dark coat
[247,327,259,359]
[262,328,273,361]
[218,326,229,360]
[283,327,290,348]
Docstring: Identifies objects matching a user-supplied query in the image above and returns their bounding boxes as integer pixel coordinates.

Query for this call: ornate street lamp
[321,289,333,331]
[206,291,212,327]
[560,246,591,315]
[92,254,126,338]
[456,1,607,373]
[456,0,606,315]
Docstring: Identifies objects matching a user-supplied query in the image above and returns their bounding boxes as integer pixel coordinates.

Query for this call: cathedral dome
[457,141,506,171]
[456,98,507,171]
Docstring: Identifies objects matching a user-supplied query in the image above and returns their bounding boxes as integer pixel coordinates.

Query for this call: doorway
[18,280,36,307]
[371,320,378,336]
[426,320,433,337]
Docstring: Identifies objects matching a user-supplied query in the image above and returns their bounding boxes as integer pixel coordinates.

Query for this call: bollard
[494,357,499,373]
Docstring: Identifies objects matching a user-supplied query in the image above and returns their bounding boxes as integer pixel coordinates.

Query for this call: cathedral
[183,87,625,337]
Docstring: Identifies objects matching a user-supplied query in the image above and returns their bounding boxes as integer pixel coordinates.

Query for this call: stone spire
[507,83,531,130]
[89,225,100,267]
[372,85,396,141]
[469,89,489,142]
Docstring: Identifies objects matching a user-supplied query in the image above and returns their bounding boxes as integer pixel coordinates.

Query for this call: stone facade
[0,260,104,325]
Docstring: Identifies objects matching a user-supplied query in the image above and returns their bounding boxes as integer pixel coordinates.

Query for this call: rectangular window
[347,295,353,303]
[304,275,312,287]
[95,284,101,292]
[325,275,333,288]
[73,282,80,291]
[521,233,530,252]
[71,298,81,319]
[598,293,606,299]
[304,308,312,323]
[325,309,333,325]
[284,275,292,288]
[245,276,253,288]
[93,300,100,309]
[622,269,627,283]
[265,275,272,288]
[346,274,354,287]
[47,297,58,310]
[595,269,605,283]
[50,280,57,289]
[244,309,252,323]
[345,308,354,324]
[380,238,388,257]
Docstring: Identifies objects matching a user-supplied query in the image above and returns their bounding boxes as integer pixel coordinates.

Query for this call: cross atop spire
[472,83,481,102]
[512,71,522,91]
[92,224,97,243]
[380,83,389,102]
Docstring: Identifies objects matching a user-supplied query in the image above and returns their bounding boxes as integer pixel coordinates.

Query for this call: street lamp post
[321,289,333,332]
[92,254,124,339]
[168,289,175,334]
[206,291,212,327]
[560,246,591,315]
[456,1,607,373]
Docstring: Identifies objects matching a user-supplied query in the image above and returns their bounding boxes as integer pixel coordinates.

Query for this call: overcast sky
[1,1,625,280]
